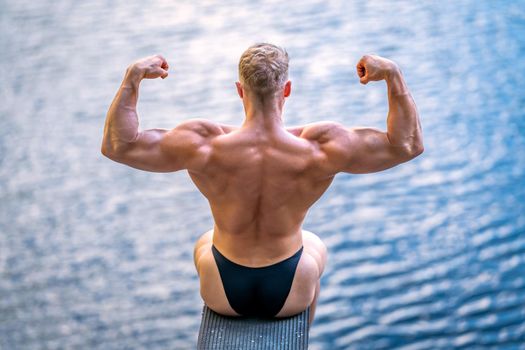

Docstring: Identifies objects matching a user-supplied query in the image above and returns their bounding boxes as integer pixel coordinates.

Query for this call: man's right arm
[303,55,423,175]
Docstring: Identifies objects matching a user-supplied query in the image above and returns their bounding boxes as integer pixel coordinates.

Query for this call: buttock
[211,244,303,317]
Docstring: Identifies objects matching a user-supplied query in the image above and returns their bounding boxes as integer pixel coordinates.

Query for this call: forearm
[385,67,423,155]
[102,67,143,155]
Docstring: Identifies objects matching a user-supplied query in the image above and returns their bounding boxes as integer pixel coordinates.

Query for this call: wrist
[385,63,409,96]
[385,62,401,81]
[122,64,143,88]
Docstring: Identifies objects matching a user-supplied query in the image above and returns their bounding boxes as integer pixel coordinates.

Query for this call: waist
[211,227,303,268]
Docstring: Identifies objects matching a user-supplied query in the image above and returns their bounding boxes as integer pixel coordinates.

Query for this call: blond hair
[238,43,289,98]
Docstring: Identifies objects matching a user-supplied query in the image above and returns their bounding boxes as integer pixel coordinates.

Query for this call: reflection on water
[1,1,525,349]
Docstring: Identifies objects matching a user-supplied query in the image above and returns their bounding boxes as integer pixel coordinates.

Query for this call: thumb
[360,75,369,85]
[159,69,169,79]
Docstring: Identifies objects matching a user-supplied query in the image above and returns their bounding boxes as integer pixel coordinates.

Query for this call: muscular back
[103,54,422,267]
[187,125,334,266]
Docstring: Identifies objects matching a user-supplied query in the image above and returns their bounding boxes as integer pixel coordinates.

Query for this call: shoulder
[287,121,347,144]
[169,119,239,138]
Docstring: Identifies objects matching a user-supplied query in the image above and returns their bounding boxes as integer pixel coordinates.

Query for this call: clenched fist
[128,54,170,80]
[356,54,398,85]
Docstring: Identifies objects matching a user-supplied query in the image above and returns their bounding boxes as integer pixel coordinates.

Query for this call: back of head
[238,43,289,99]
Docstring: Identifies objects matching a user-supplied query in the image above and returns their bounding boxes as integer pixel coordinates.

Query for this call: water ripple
[2,0,525,349]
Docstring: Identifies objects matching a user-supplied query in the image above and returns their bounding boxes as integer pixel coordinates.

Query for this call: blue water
[1,1,525,349]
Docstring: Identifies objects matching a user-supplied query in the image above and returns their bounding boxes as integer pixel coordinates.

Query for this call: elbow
[101,140,131,161]
[396,141,423,162]
[407,141,424,159]
[101,142,120,160]
[101,145,111,158]
[413,142,424,157]
[101,141,113,158]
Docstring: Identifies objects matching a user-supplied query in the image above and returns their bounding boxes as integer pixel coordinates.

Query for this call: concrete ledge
[197,305,310,349]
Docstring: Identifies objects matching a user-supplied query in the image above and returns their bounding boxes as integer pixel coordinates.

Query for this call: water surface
[1,1,525,349]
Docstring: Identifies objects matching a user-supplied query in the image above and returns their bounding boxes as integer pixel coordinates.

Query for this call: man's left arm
[101,55,214,173]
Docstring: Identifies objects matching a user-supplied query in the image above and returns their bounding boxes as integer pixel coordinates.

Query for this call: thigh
[275,230,327,317]
[302,230,328,275]
[193,229,240,316]
[193,229,213,271]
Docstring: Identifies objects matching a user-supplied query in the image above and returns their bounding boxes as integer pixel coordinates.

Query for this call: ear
[236,82,243,99]
[283,80,291,98]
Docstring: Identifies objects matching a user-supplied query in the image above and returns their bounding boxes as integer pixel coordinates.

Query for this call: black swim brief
[211,245,304,318]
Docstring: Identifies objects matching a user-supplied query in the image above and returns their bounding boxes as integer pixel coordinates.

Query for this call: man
[101,43,423,324]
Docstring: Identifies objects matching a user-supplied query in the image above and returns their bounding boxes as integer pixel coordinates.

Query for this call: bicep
[321,125,412,174]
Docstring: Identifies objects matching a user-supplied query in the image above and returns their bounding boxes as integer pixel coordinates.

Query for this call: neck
[241,95,285,130]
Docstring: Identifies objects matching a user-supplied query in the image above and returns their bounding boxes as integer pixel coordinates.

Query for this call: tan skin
[102,53,423,325]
